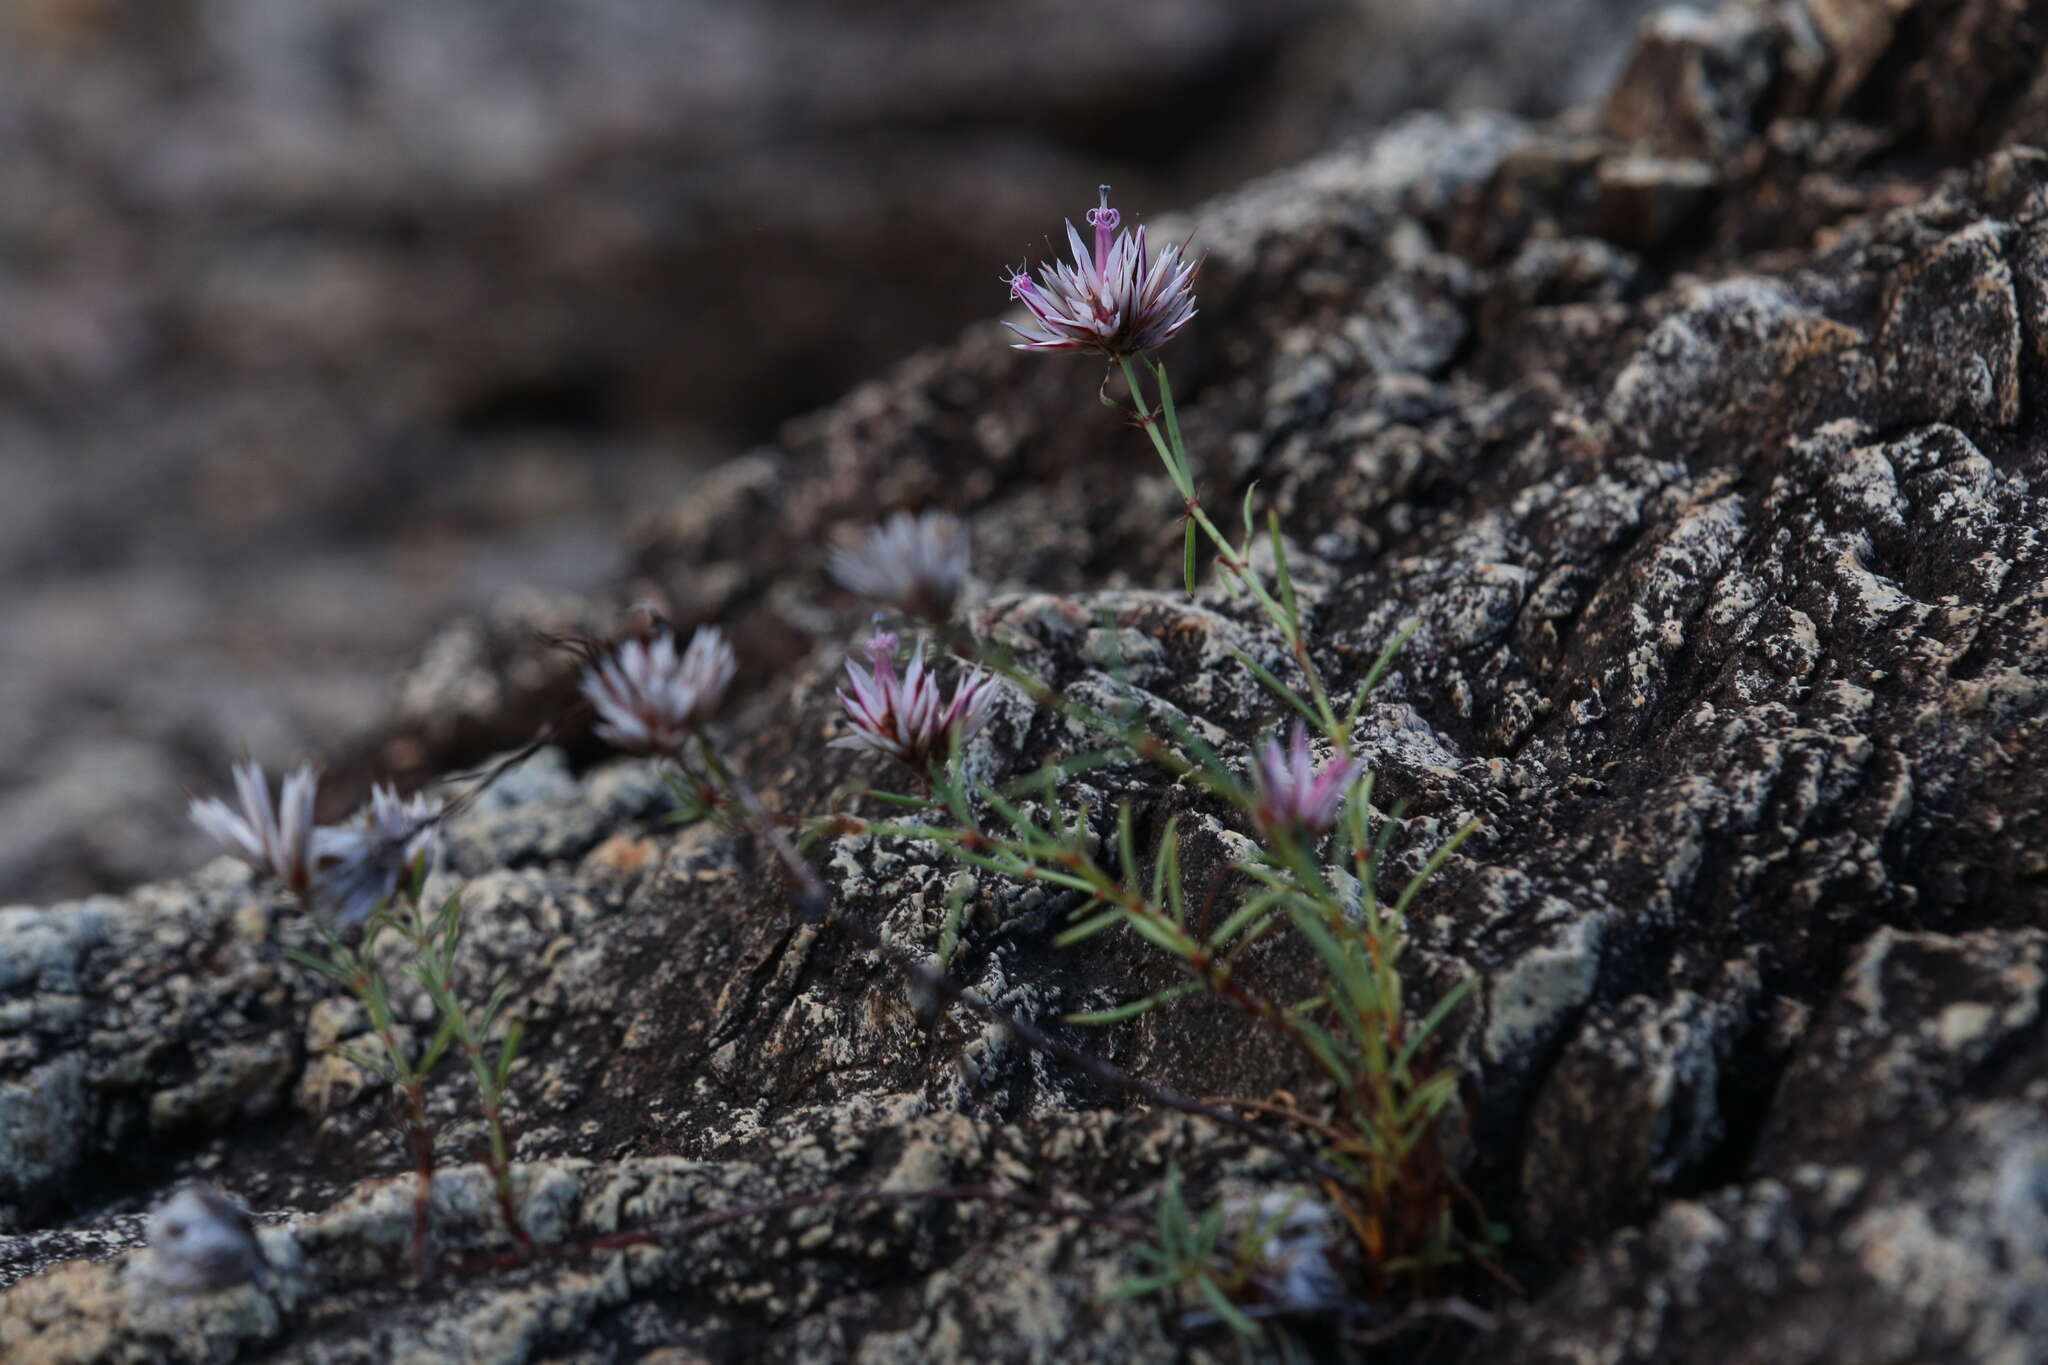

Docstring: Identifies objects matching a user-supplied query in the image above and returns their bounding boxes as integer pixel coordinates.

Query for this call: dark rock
[1496,928,2048,1365]
[7,0,2048,1359]
[0,0,1670,911]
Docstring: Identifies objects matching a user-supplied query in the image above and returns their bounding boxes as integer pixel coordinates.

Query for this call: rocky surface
[7,0,2048,1360]
[0,0,1666,908]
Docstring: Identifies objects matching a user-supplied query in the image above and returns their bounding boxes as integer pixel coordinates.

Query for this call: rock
[6,0,2048,1359]
[1494,929,2048,1365]
[0,0,1671,912]
[1599,3,1783,161]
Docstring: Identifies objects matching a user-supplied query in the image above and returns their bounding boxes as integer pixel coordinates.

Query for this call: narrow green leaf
[1346,617,1420,724]
[1220,912,1283,964]
[1183,517,1198,597]
[974,786,1043,843]
[1154,361,1187,470]
[1229,648,1319,729]
[1123,356,1191,498]
[1296,1014,1361,1087]
[1162,819,1185,925]
[1051,907,1124,947]
[1395,1069,1462,1128]
[1392,816,1482,919]
[1116,803,1139,895]
[1063,981,1201,1025]
[1209,890,1282,949]
[1195,1205,1226,1257]
[1196,1275,1262,1338]
[337,1043,393,1080]
[862,788,943,811]
[1284,904,1378,1058]
[479,979,515,1034]
[1266,510,1298,635]
[1343,771,1376,870]
[440,891,463,957]
[1105,1272,1182,1301]
[1158,1166,1189,1256]
[1393,974,1477,1077]
[1239,481,1259,550]
[1149,816,1173,912]
[419,1012,462,1075]
[939,765,975,827]
[283,947,352,984]
[1124,911,1196,957]
[495,1021,525,1085]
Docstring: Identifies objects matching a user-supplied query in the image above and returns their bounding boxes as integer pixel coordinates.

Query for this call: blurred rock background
[0,0,1658,901]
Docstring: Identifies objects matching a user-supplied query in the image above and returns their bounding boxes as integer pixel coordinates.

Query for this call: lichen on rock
[9,0,2048,1359]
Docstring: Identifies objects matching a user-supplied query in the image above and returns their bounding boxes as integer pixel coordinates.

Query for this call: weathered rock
[1495,928,2048,1365]
[7,0,2048,1359]
[0,0,1668,911]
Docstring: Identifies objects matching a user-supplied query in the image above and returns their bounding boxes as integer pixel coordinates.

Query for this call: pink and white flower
[1249,724,1360,844]
[828,510,970,622]
[1004,185,1198,357]
[834,633,999,771]
[189,760,320,896]
[581,627,737,755]
[312,783,444,928]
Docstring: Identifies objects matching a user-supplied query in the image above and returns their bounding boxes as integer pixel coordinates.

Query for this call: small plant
[806,184,1491,1332]
[168,181,1490,1351]
[189,766,530,1269]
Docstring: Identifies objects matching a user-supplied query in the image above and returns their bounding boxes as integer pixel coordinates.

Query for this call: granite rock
[7,0,2048,1359]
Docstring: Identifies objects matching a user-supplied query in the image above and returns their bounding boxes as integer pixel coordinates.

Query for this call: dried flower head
[139,1185,269,1296]
[1229,1190,1347,1313]
[1249,724,1360,845]
[312,783,443,928]
[582,626,738,755]
[833,633,999,771]
[1004,185,1198,357]
[188,760,320,896]
[828,510,971,622]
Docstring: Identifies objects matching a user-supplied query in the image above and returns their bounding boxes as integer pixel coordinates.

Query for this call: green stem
[1116,356,1339,733]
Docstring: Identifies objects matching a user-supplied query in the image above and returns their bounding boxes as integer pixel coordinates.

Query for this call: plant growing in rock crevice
[575,185,1498,1335]
[824,184,1490,1316]
[188,765,531,1270]
[164,183,1489,1352]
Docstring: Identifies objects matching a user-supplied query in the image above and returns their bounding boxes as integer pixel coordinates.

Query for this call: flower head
[312,783,443,928]
[139,1185,269,1296]
[1248,724,1359,845]
[189,760,320,895]
[582,626,738,755]
[833,633,999,771]
[828,510,971,622]
[1004,185,1198,357]
[1227,1189,1347,1313]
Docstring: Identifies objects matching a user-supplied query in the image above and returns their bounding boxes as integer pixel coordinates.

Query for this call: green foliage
[837,356,1494,1316]
[284,851,530,1248]
[1110,1166,1263,1338]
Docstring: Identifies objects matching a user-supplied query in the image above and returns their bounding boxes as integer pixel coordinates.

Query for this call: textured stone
[0,0,1668,912]
[6,0,2048,1359]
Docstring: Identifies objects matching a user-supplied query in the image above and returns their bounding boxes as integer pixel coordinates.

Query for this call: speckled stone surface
[8,0,2048,1358]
